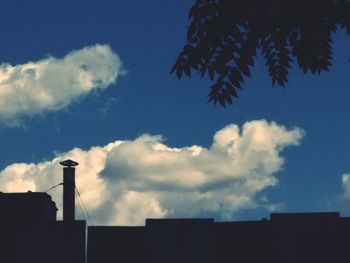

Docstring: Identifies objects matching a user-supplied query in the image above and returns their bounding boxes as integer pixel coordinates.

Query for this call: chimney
[59,159,79,222]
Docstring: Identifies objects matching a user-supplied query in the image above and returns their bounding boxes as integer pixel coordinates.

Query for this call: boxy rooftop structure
[0,191,86,263]
[0,191,57,224]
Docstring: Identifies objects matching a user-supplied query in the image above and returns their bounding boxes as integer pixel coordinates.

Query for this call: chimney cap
[59,159,79,167]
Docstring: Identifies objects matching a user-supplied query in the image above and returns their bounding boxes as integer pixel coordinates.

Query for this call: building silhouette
[1,160,349,263]
[88,213,350,263]
[0,192,86,263]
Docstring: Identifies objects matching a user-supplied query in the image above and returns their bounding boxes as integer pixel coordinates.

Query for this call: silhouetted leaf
[237,60,251,77]
[187,23,196,40]
[218,95,226,107]
[225,82,237,99]
[170,63,177,74]
[222,88,232,105]
[176,64,183,79]
[208,67,215,80]
[184,63,191,77]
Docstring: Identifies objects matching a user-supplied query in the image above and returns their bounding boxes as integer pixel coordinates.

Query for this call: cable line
[75,187,95,226]
[75,189,88,223]
[44,183,63,193]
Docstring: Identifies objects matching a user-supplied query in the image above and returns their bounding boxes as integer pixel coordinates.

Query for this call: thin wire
[76,187,94,226]
[75,189,88,223]
[75,188,87,222]
[44,183,63,193]
[75,187,95,226]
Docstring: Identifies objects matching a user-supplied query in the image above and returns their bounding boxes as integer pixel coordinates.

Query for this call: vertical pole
[60,159,79,222]
[63,166,75,221]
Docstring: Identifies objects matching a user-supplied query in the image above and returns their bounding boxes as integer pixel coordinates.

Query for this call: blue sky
[1,0,350,225]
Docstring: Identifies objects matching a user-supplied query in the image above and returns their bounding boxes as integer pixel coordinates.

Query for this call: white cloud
[342,173,350,196]
[0,44,123,126]
[340,173,350,201]
[335,173,350,211]
[0,120,304,225]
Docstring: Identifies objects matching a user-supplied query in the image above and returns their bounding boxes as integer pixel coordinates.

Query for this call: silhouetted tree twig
[172,0,350,106]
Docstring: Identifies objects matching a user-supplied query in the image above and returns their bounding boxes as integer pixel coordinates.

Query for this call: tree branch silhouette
[171,0,350,106]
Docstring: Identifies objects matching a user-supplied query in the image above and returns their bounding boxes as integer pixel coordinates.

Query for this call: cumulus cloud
[0,120,304,225]
[0,44,123,126]
[340,173,350,201]
[342,174,350,196]
[334,173,350,211]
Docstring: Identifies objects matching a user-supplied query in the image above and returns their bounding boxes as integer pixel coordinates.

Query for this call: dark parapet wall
[270,212,340,222]
[214,220,273,263]
[146,219,215,263]
[87,213,350,263]
[214,213,350,263]
[88,226,146,263]
[88,219,215,263]
[50,221,87,263]
[270,214,350,263]
[0,220,86,263]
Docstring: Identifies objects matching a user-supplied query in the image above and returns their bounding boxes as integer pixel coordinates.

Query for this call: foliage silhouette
[171,0,350,106]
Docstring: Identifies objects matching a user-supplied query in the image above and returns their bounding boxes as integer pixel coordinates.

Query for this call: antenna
[60,159,79,222]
